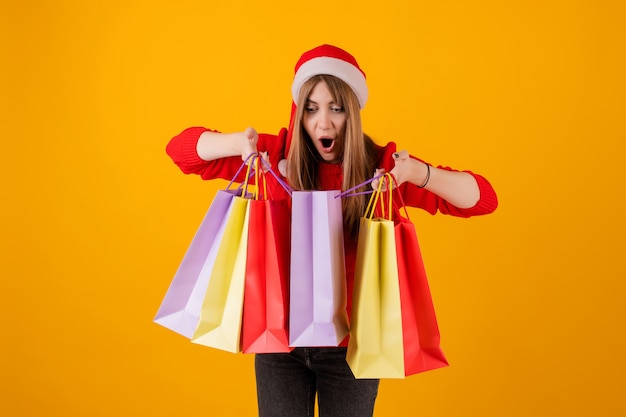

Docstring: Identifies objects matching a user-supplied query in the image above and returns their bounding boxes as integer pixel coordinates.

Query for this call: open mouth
[320,138,334,149]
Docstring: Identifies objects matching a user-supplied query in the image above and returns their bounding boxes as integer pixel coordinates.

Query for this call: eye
[331,106,344,113]
[305,106,318,113]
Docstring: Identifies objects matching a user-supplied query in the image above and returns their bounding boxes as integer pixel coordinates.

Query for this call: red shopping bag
[241,160,293,353]
[392,178,448,376]
[395,217,449,375]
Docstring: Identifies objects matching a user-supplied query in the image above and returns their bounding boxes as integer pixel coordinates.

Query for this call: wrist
[237,131,249,155]
[415,161,431,188]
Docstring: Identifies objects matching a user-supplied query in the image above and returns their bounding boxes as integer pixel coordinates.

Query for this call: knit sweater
[166,126,498,345]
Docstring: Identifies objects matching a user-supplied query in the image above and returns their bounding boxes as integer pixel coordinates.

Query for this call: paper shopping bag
[396,216,448,375]
[153,188,239,338]
[189,155,260,352]
[154,155,255,338]
[191,195,251,353]
[346,174,405,378]
[289,190,349,347]
[346,215,406,378]
[346,173,448,378]
[241,161,293,353]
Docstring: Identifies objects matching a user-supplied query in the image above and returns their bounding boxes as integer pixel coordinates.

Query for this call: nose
[317,109,331,130]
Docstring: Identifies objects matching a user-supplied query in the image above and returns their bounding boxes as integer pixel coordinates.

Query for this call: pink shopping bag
[289,190,349,347]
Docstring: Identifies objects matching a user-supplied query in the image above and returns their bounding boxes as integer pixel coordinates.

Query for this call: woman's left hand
[388,150,416,186]
[372,150,427,190]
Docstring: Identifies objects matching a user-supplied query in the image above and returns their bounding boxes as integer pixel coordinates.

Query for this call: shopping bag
[241,159,293,353]
[395,207,449,375]
[289,190,349,347]
[190,196,250,352]
[190,157,259,353]
[346,175,405,378]
[154,163,250,338]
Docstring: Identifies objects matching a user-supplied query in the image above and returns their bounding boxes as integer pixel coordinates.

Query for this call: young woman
[166,44,498,417]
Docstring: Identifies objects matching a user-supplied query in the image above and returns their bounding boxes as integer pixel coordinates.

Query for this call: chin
[322,155,341,164]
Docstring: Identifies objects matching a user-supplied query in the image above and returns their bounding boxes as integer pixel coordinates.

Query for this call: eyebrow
[306,99,338,105]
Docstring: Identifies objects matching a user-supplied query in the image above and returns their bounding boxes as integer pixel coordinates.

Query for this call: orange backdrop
[2,0,625,416]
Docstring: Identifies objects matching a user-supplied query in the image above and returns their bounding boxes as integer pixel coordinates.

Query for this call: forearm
[405,159,480,209]
[196,130,249,161]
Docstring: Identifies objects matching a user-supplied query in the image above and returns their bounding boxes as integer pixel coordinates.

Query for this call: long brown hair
[286,74,378,236]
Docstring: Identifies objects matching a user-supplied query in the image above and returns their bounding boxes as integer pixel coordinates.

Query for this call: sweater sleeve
[377,142,498,217]
[165,126,287,183]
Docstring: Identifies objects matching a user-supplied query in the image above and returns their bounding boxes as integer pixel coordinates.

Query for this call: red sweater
[166,127,498,343]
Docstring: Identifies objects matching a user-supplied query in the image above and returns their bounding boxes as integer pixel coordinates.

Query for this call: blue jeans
[255,347,380,417]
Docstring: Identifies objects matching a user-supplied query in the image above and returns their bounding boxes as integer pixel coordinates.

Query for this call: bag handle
[335,174,381,199]
[253,156,270,200]
[245,153,294,200]
[226,153,257,191]
[241,154,258,198]
[225,153,293,199]
[365,173,393,220]
[362,173,410,222]
[257,155,293,196]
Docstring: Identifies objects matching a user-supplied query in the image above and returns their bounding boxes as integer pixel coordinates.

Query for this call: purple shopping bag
[155,156,257,338]
[154,189,240,338]
[289,190,349,347]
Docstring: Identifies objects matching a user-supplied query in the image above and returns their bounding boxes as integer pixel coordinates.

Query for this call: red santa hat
[291,44,368,108]
[280,45,368,173]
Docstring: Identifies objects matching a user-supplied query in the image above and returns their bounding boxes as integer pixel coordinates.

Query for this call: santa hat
[291,44,368,108]
[280,45,367,173]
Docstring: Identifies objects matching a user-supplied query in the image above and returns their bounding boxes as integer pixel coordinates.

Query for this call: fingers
[392,149,409,161]
[371,150,408,191]
[371,168,387,190]
[242,127,260,163]
[389,149,409,186]
[260,151,271,172]
[244,127,258,144]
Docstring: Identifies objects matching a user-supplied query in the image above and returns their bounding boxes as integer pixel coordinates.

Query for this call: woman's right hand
[241,127,270,170]
[241,127,259,161]
[196,127,267,168]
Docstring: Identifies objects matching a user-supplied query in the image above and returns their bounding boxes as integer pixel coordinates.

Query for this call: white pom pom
[278,159,288,177]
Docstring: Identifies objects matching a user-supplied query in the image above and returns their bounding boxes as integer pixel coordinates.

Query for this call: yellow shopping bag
[190,159,257,353]
[346,174,405,378]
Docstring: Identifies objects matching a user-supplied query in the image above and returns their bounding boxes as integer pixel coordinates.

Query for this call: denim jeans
[255,347,380,417]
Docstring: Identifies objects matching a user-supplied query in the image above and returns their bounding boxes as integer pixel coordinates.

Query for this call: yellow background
[2,0,625,415]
